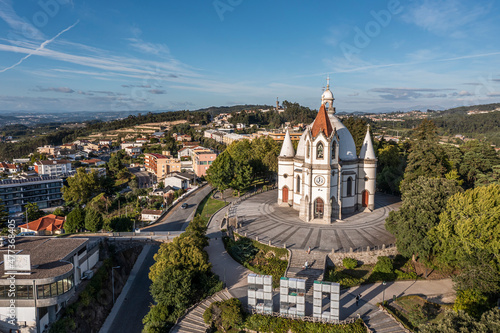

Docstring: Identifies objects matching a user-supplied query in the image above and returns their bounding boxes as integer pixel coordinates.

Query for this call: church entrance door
[314,198,324,219]
[362,190,369,207]
[282,187,289,204]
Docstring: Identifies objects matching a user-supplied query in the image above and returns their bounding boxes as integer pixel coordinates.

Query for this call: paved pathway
[175,190,454,332]
[235,190,400,251]
[205,199,253,290]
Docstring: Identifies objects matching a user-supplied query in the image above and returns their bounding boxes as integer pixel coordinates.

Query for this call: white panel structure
[247,274,273,314]
[279,277,306,317]
[312,281,341,322]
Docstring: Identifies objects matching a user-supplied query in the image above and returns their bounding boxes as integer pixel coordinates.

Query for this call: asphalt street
[105,185,212,332]
[108,245,159,333]
[128,167,152,188]
[144,185,212,232]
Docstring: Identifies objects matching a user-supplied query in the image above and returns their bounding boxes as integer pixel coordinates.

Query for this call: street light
[382,281,387,306]
[112,266,121,304]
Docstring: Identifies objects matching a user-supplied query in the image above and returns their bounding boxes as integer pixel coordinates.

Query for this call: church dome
[322,88,334,101]
[328,114,357,161]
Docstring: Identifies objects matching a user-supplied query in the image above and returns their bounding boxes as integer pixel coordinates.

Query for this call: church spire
[279,129,295,157]
[311,104,333,138]
[359,124,376,159]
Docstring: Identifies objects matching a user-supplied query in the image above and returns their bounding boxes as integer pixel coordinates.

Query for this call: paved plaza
[235,190,401,252]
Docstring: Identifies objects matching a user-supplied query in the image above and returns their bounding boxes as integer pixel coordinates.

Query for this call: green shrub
[343,257,358,269]
[244,314,367,333]
[204,298,244,332]
[454,289,490,319]
[373,256,393,273]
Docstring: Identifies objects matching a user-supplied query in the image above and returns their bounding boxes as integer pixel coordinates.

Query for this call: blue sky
[1,0,500,113]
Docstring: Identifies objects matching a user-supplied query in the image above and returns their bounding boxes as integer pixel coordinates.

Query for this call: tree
[230,162,253,196]
[65,207,85,233]
[206,151,234,200]
[84,208,103,232]
[386,177,462,263]
[24,202,44,221]
[420,308,500,333]
[431,184,500,268]
[108,216,134,232]
[0,198,8,228]
[343,117,369,155]
[62,168,105,205]
[400,120,449,190]
[52,207,66,217]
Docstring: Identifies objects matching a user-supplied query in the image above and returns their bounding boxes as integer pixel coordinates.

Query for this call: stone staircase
[363,307,407,333]
[170,289,233,333]
[285,249,327,295]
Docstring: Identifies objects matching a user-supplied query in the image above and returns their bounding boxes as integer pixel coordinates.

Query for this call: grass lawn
[323,255,419,288]
[324,265,374,288]
[385,295,453,331]
[195,195,228,225]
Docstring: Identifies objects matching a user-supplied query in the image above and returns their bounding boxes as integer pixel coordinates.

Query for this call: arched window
[347,177,353,196]
[306,142,310,158]
[314,198,324,219]
[296,176,301,193]
[332,142,336,160]
[316,142,324,159]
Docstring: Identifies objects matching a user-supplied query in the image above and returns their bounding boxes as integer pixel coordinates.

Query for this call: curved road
[107,185,212,332]
[143,185,212,232]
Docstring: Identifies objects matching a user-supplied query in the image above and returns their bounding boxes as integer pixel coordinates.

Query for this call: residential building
[136,138,148,144]
[141,209,163,222]
[34,160,72,177]
[18,214,65,235]
[174,134,192,142]
[0,237,99,331]
[163,172,192,190]
[0,162,20,174]
[144,153,181,180]
[0,176,63,215]
[177,147,191,159]
[99,139,113,146]
[192,149,217,177]
[204,130,226,143]
[80,159,106,167]
[13,158,30,164]
[36,145,59,156]
[151,131,165,138]
[268,131,303,142]
[120,142,143,150]
[124,146,142,157]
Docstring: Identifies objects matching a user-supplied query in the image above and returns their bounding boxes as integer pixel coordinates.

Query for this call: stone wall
[327,246,398,266]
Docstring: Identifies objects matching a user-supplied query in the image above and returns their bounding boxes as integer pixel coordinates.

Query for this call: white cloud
[0,0,44,40]
[0,20,79,73]
[402,0,491,37]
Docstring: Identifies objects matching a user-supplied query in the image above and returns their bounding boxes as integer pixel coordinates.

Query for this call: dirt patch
[413,261,455,280]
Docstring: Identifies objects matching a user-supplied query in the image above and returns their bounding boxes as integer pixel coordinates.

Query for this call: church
[277,79,377,223]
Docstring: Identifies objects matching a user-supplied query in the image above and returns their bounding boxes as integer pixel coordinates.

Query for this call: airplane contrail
[0,20,80,73]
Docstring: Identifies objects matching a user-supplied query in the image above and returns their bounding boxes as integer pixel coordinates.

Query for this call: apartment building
[144,153,182,180]
[34,160,72,177]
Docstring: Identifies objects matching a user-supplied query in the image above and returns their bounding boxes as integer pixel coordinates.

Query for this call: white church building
[277,80,377,223]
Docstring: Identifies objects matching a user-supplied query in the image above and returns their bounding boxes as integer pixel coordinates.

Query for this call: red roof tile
[19,214,65,232]
[311,104,333,138]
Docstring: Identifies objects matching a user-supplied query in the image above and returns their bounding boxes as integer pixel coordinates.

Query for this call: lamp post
[382,281,387,306]
[112,266,121,304]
